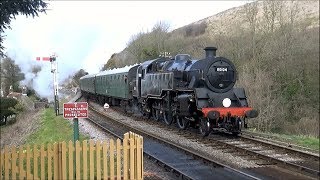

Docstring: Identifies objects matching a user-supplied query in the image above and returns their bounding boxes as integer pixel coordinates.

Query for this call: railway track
[242,130,319,155]
[107,105,319,179]
[238,134,319,173]
[205,134,319,178]
[85,103,259,180]
[75,95,318,179]
[154,125,319,179]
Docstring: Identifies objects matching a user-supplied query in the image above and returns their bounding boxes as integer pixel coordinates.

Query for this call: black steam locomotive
[80,47,258,136]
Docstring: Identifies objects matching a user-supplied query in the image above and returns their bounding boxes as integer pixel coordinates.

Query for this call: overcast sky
[3,1,248,98]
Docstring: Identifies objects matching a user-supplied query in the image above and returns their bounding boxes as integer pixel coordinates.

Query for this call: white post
[50,54,59,116]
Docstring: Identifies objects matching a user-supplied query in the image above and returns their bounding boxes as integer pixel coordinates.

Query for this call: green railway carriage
[95,71,130,99]
[79,74,96,94]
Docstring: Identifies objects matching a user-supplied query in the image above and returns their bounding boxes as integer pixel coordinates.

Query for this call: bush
[0,97,18,125]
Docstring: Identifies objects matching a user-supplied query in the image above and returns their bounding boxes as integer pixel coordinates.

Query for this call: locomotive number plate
[216,67,228,72]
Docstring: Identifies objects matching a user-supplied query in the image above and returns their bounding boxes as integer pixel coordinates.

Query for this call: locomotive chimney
[204,47,217,58]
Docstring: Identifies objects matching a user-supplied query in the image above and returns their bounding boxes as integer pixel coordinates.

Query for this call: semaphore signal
[35,53,60,116]
[36,57,51,61]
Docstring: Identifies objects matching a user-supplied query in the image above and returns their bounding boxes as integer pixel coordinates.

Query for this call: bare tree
[262,1,283,33]
[152,21,170,54]
[244,1,259,60]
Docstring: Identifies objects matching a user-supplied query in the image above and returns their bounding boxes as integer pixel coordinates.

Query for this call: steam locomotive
[80,47,258,136]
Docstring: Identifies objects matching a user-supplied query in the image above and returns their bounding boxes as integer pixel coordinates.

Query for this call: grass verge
[248,129,319,151]
[26,108,89,145]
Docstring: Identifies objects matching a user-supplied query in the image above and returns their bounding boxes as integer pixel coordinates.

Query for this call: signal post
[36,53,60,116]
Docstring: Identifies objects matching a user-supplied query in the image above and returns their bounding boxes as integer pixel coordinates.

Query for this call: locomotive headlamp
[222,98,231,107]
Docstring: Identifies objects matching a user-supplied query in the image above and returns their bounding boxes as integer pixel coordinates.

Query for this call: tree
[0,57,25,95]
[244,1,258,60]
[262,1,282,33]
[0,97,18,125]
[0,0,48,57]
[151,21,170,53]
[125,21,171,65]
[102,54,117,70]
[73,69,88,85]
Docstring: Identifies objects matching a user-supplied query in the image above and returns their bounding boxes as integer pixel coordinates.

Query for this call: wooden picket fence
[0,132,143,180]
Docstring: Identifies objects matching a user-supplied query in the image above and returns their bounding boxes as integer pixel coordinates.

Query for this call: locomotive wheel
[177,116,189,130]
[232,132,240,136]
[161,99,173,125]
[163,111,173,125]
[199,118,211,137]
[152,107,160,121]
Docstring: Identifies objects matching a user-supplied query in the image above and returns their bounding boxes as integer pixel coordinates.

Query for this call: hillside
[104,1,319,68]
[101,1,319,137]
[175,1,319,37]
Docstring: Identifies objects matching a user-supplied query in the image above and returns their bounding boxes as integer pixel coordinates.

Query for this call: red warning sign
[63,102,88,119]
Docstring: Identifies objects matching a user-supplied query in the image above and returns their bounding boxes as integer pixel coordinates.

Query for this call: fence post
[129,138,134,179]
[123,133,129,180]
[89,140,94,179]
[47,143,52,180]
[96,141,101,180]
[33,144,38,179]
[0,149,3,179]
[54,143,59,180]
[116,139,121,179]
[75,141,81,180]
[141,136,144,180]
[110,139,115,180]
[11,146,17,179]
[102,141,108,180]
[58,143,61,180]
[137,137,142,180]
[19,145,25,179]
[40,144,45,179]
[68,141,74,180]
[26,145,31,179]
[82,140,88,180]
[4,146,9,180]
[61,142,67,180]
